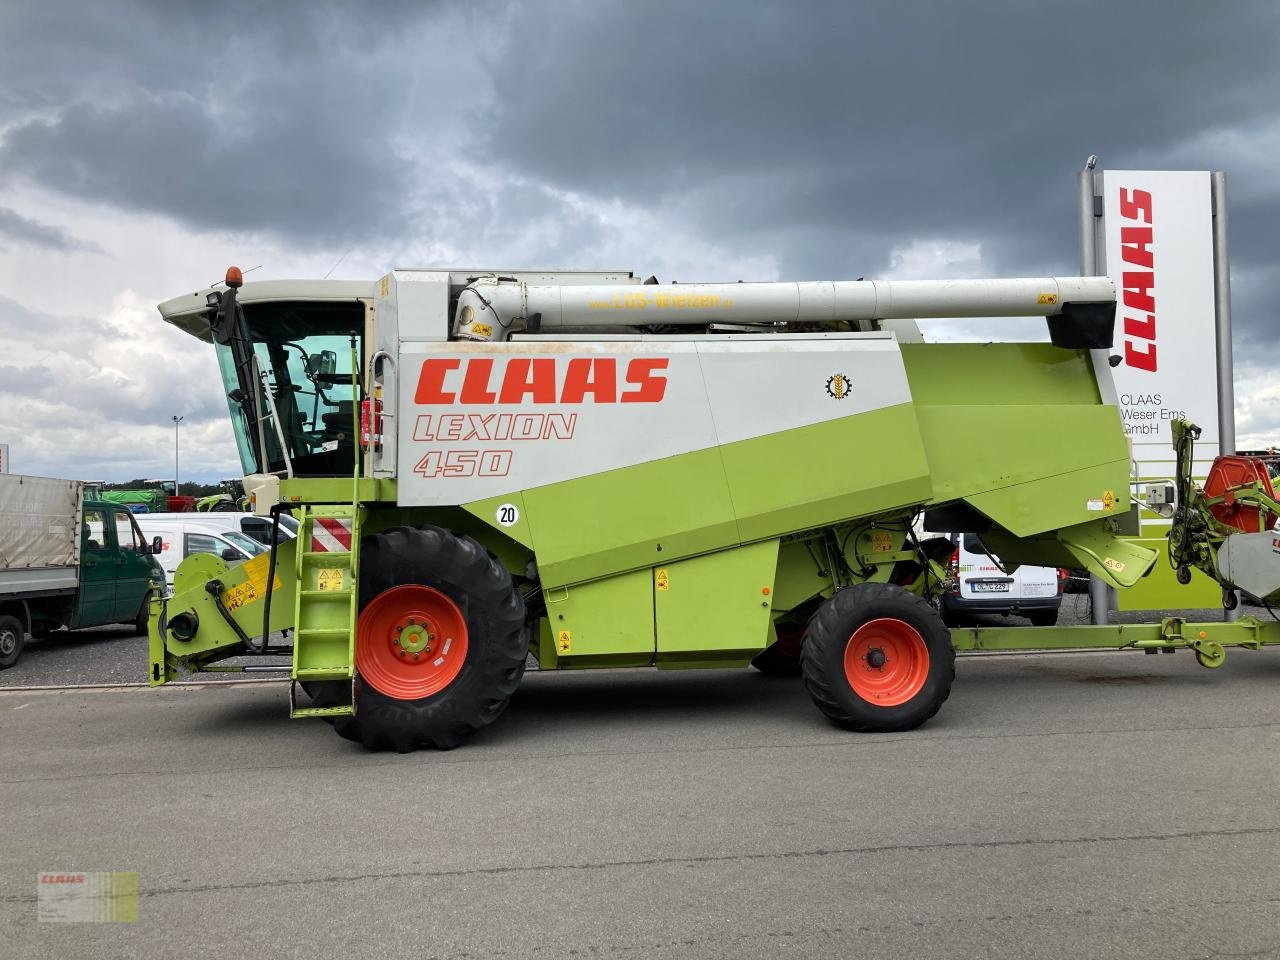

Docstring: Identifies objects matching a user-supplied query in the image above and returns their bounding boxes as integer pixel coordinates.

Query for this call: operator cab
[214,298,365,477]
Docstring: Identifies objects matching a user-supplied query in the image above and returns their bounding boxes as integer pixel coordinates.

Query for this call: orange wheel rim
[842,618,930,707]
[356,585,469,700]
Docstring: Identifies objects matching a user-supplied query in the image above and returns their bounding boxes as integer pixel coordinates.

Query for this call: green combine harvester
[148,266,1280,751]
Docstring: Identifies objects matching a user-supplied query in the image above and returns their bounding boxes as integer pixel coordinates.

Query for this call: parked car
[133,514,291,589]
[940,532,1063,627]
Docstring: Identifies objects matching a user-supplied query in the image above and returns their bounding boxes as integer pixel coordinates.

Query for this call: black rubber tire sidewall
[329,525,528,751]
[801,583,954,732]
[1027,608,1059,627]
[0,614,26,670]
[133,592,153,636]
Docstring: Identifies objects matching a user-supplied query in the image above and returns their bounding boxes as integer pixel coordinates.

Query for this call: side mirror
[151,536,163,555]
[221,548,240,562]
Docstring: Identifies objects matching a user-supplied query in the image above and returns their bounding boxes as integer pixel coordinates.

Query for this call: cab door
[74,505,116,625]
[111,509,154,621]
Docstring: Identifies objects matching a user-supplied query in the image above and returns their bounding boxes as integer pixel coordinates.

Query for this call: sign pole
[1079,160,1112,626]
[1211,172,1240,622]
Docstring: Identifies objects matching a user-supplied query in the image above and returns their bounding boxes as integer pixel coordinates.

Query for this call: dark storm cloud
[0,1,498,247]
[482,0,1279,272]
[0,0,1276,334]
[0,207,103,253]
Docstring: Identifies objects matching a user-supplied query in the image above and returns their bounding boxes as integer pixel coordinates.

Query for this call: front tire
[801,583,954,732]
[0,614,26,670]
[328,526,528,752]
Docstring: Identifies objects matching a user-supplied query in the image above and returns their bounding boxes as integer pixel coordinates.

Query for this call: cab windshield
[214,301,364,477]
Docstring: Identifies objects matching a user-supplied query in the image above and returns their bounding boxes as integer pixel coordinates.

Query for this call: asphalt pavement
[2,637,1279,959]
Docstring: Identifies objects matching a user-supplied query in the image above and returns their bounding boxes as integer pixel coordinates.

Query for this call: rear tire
[1027,608,1058,627]
[133,593,153,636]
[328,526,528,751]
[801,583,954,732]
[0,614,25,670]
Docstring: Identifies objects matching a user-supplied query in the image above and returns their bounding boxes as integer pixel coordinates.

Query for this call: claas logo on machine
[826,373,852,399]
[415,357,668,405]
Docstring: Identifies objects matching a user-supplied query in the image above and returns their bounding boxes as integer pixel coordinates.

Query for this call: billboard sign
[1100,170,1220,471]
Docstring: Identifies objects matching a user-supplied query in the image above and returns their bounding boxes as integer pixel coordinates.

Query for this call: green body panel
[542,569,655,668]
[280,477,395,506]
[720,405,932,542]
[771,538,837,612]
[1116,537,1222,610]
[655,539,779,664]
[900,342,1103,406]
[470,403,930,590]
[523,447,740,588]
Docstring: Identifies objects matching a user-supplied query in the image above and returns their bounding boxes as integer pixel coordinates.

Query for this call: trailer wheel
[329,526,527,752]
[0,614,25,670]
[801,583,954,732]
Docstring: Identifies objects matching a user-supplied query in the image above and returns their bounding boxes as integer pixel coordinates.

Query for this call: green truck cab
[0,477,165,670]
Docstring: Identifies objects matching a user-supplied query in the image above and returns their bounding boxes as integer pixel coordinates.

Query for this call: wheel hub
[392,618,436,659]
[0,630,15,656]
[864,646,888,669]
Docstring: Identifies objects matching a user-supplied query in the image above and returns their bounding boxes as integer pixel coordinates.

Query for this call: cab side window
[114,510,142,551]
[83,508,109,552]
[185,533,221,558]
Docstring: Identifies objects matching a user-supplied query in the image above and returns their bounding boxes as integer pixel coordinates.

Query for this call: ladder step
[295,627,351,637]
[299,590,354,599]
[294,666,354,679]
[301,552,352,562]
[290,704,355,719]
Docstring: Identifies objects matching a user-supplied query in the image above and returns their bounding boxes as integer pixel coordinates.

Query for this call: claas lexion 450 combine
[150,265,1280,751]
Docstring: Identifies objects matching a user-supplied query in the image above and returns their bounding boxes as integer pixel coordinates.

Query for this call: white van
[940,532,1063,627]
[134,514,292,589]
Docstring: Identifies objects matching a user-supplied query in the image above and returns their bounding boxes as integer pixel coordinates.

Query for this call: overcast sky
[0,0,1277,482]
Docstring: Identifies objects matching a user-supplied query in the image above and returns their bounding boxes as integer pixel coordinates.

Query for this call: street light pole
[172,415,183,495]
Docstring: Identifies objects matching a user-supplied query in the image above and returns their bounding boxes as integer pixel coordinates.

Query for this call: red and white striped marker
[311,517,353,552]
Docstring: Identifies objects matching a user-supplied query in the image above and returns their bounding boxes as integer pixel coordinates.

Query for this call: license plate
[971,581,1011,593]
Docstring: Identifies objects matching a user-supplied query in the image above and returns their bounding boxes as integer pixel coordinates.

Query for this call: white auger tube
[452,275,1116,342]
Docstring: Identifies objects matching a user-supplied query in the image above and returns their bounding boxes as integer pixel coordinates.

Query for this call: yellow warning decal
[379,275,390,298]
[471,322,493,338]
[557,630,572,654]
[1102,490,1116,511]
[223,572,284,612]
[1037,293,1058,305]
[316,568,345,592]
[871,531,894,553]
[1103,557,1126,573]
[655,568,669,591]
